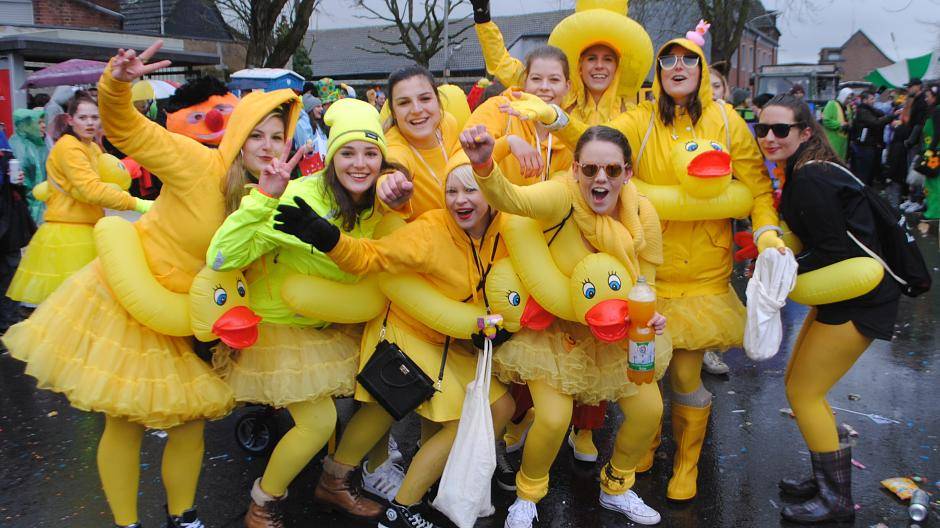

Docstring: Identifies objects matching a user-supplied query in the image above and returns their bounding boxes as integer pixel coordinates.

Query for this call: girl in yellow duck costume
[508,32,786,502]
[6,91,146,305]
[470,0,652,126]
[464,45,574,186]
[207,98,405,527]
[462,124,667,527]
[3,42,303,528]
[274,153,515,528]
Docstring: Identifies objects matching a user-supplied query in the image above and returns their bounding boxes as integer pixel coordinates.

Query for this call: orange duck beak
[584,299,630,343]
[520,296,556,331]
[687,149,732,178]
[212,305,262,348]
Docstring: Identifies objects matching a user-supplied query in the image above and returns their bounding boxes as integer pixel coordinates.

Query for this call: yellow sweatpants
[516,381,663,502]
[785,310,871,452]
[98,416,205,526]
[260,398,338,497]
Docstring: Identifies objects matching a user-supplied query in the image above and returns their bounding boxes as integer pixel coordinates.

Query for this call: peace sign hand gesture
[110,40,173,83]
[259,144,310,199]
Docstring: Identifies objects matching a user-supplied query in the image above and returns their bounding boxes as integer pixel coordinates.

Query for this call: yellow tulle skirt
[2,261,235,429]
[6,222,97,304]
[494,320,672,405]
[354,317,507,423]
[657,286,746,352]
[215,322,361,407]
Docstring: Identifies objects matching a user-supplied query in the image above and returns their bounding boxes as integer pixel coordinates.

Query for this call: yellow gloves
[508,93,558,125]
[756,229,786,252]
[134,198,154,214]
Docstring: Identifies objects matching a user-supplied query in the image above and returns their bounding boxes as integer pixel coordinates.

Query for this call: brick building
[30,0,122,30]
[726,2,780,90]
[819,30,893,82]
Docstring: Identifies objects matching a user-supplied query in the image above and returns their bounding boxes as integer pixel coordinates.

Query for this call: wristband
[752,224,783,244]
[543,104,570,131]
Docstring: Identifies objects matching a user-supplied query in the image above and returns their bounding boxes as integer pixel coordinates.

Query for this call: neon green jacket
[207,175,383,327]
[822,100,848,159]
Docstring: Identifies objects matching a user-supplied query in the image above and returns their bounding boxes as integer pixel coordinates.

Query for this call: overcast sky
[311,0,939,63]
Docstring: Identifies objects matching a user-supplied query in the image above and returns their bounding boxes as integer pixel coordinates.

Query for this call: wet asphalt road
[1,218,938,528]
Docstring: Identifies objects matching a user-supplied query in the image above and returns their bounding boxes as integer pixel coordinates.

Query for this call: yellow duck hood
[652,38,714,110]
[217,89,303,169]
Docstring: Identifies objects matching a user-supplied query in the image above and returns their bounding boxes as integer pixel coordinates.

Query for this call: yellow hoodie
[98,67,301,293]
[464,87,573,185]
[42,134,138,224]
[555,38,777,298]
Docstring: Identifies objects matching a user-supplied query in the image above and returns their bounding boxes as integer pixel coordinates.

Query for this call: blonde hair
[446,164,479,192]
[223,106,290,215]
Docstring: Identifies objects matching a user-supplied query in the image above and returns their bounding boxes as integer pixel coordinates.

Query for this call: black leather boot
[781,446,855,524]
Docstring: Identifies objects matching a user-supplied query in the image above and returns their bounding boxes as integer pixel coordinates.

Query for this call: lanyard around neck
[408,129,448,186]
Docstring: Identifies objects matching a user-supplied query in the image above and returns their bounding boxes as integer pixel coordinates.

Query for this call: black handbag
[356,305,449,421]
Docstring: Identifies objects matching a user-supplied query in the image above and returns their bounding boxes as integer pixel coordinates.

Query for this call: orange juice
[627,276,656,384]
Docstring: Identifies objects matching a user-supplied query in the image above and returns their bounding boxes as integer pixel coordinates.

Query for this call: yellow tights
[334,403,394,468]
[98,416,205,526]
[516,381,662,501]
[260,398,337,497]
[785,311,870,452]
[669,348,706,395]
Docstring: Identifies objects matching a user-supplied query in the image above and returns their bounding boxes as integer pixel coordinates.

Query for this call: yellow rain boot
[636,421,661,474]
[567,427,599,463]
[504,408,535,454]
[667,403,711,501]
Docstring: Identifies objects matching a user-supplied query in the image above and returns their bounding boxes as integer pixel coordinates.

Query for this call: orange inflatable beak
[520,296,555,331]
[584,299,630,343]
[687,149,732,178]
[212,305,262,348]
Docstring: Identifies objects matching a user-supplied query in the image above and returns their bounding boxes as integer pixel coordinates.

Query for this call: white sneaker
[362,457,405,501]
[907,202,925,213]
[599,489,661,525]
[900,199,913,211]
[702,350,730,375]
[504,498,538,528]
[388,435,403,463]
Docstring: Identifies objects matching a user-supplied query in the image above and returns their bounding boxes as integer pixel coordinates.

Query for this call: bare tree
[210,0,320,68]
[350,0,472,68]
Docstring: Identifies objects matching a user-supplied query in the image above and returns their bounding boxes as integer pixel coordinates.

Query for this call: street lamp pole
[443,0,451,83]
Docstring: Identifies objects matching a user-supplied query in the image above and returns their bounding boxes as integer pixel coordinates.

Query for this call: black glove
[470,0,490,23]
[274,196,340,252]
[471,327,512,350]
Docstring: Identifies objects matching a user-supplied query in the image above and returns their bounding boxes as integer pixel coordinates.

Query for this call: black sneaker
[164,507,205,528]
[378,502,440,528]
[496,440,517,491]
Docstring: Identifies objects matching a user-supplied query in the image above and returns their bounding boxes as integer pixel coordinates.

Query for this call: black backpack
[816,161,932,297]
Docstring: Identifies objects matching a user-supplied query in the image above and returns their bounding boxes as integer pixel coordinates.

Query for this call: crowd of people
[0,2,931,528]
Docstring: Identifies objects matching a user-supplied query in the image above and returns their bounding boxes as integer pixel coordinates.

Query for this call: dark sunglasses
[575,162,628,179]
[754,123,805,138]
[658,54,700,70]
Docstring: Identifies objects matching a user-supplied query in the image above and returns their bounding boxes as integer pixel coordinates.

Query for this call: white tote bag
[744,248,798,361]
[431,339,496,528]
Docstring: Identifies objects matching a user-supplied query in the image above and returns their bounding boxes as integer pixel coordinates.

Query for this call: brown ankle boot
[244,478,286,528]
[313,456,384,520]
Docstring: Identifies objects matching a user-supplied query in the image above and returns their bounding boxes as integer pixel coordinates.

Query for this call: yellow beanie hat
[324,98,387,168]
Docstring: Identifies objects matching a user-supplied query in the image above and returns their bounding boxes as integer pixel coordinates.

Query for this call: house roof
[842,30,892,62]
[306,6,703,80]
[120,0,231,40]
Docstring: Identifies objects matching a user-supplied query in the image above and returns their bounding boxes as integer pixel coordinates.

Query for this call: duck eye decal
[213,287,228,306]
[710,141,722,151]
[582,281,596,299]
[237,280,247,297]
[685,141,699,152]
[608,273,622,291]
[507,291,521,307]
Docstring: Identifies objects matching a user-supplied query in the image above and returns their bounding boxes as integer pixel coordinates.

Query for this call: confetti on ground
[851,459,866,470]
[731,409,746,413]
[46,411,57,417]
[847,393,861,401]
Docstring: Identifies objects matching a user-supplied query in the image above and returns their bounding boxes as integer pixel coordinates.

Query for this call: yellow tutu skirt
[215,322,361,407]
[7,222,97,304]
[494,320,672,405]
[355,317,507,423]
[2,261,235,429]
[657,286,745,352]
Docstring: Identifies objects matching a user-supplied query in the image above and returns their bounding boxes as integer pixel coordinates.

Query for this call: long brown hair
[322,159,409,231]
[223,104,291,215]
[764,94,844,170]
[656,50,703,127]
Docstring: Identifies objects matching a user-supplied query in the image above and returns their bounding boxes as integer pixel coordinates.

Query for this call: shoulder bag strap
[636,111,656,166]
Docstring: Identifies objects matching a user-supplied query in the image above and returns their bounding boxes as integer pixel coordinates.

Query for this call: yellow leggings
[516,381,662,502]
[260,398,338,497]
[97,417,205,526]
[669,348,706,395]
[785,310,871,452]
[335,393,515,506]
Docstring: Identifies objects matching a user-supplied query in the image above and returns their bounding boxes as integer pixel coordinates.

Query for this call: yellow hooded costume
[474,0,653,126]
[3,66,302,429]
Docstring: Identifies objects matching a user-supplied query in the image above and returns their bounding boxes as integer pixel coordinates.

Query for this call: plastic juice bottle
[627,276,656,384]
